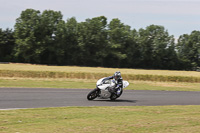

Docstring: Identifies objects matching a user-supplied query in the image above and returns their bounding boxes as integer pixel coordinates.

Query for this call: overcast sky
[1,0,200,38]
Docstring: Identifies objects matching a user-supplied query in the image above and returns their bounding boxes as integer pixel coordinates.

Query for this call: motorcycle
[87,77,129,100]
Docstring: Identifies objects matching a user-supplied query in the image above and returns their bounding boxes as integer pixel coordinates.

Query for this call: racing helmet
[113,71,121,80]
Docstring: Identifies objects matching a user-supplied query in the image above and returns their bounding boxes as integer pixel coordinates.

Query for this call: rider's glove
[116,84,120,88]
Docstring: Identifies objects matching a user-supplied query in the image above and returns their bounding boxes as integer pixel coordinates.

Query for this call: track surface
[0,88,200,109]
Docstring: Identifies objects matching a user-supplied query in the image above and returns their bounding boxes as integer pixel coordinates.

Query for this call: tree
[38,10,63,64]
[54,17,79,65]
[138,25,176,69]
[177,31,200,70]
[14,9,64,64]
[0,28,15,62]
[14,9,41,63]
[106,18,130,67]
[13,9,199,70]
[77,16,108,66]
[122,29,141,68]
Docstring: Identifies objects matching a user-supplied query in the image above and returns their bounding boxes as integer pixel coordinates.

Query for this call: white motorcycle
[87,77,129,100]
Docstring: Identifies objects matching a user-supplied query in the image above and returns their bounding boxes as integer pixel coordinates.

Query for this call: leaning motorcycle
[87,77,129,100]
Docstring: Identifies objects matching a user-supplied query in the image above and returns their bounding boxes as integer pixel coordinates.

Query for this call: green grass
[1,106,200,133]
[0,78,94,89]
[1,78,200,91]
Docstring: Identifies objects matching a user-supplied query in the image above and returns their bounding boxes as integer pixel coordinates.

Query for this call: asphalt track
[0,88,200,109]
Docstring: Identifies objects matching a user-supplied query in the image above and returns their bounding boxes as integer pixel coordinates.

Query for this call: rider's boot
[116,87,121,96]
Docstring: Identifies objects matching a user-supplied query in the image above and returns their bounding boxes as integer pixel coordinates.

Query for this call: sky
[0,0,200,38]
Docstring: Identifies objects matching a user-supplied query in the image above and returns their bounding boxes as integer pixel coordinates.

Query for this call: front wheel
[87,88,99,100]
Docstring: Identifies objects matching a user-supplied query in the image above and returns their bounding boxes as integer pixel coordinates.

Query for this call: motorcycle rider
[106,71,123,95]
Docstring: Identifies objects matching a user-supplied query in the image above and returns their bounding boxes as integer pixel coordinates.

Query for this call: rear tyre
[87,88,99,100]
[110,94,118,101]
[110,89,123,100]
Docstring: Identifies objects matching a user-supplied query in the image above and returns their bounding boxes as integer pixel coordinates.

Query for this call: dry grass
[1,63,200,77]
[0,63,200,83]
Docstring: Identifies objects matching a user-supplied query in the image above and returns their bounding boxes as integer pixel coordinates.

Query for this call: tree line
[0,9,200,70]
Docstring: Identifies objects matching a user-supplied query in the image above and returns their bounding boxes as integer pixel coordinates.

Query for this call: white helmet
[113,71,121,80]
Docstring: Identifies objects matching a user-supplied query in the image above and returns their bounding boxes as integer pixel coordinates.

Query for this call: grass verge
[0,78,200,91]
[0,106,200,133]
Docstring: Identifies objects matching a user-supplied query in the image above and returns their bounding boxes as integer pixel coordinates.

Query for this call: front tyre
[87,88,99,100]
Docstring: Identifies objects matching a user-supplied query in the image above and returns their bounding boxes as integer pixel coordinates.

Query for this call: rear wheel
[87,88,99,100]
[110,89,123,100]
[110,94,118,101]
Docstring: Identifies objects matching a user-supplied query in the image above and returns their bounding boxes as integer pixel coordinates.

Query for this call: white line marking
[0,108,28,110]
